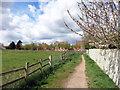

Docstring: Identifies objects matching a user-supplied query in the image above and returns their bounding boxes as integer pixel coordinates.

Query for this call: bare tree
[65,0,120,49]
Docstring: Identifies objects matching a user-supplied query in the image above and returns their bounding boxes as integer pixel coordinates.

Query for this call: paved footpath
[65,55,88,88]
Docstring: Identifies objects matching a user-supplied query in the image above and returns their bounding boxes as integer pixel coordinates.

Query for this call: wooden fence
[0,52,75,88]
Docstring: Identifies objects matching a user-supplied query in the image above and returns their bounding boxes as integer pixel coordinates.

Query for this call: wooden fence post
[49,55,52,67]
[39,59,42,72]
[25,62,29,84]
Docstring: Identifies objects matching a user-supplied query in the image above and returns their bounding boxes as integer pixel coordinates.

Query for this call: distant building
[76,41,83,45]
[55,47,59,51]
[54,41,68,51]
[0,43,6,50]
[0,46,6,50]
[41,43,47,50]
[50,48,54,51]
[55,47,66,51]
[74,41,85,51]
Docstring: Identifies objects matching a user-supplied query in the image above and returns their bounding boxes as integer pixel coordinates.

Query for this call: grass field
[2,50,63,72]
[84,54,118,88]
[1,50,65,88]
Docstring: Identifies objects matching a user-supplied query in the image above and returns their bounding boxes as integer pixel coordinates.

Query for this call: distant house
[50,48,54,51]
[60,42,64,44]
[74,41,85,51]
[41,43,47,50]
[76,41,83,45]
[73,48,76,51]
[54,41,68,51]
[60,47,66,51]
[55,47,66,51]
[0,43,6,50]
[55,47,59,51]
[62,48,66,51]
[0,46,6,50]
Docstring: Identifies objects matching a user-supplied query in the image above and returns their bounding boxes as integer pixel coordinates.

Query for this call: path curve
[65,55,88,88]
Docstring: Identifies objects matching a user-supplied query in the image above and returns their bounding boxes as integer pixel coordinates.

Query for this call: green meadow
[2,50,63,72]
[1,50,65,88]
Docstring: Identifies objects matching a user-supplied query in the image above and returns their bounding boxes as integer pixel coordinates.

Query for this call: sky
[0,0,84,46]
[0,0,117,46]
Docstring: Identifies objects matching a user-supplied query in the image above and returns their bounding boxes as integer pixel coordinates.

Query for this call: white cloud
[1,0,83,45]
[28,5,36,13]
[10,14,30,26]
[1,7,16,30]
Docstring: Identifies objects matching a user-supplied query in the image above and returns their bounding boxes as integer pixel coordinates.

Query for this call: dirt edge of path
[64,55,88,88]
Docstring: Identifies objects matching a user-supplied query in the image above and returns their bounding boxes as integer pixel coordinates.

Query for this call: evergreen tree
[16,40,22,50]
[9,41,16,49]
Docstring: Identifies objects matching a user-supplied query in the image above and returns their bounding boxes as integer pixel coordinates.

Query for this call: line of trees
[22,42,71,50]
[23,42,48,50]
[6,40,22,50]
[5,40,84,50]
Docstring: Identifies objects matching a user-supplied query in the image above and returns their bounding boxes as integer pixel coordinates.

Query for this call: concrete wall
[86,49,120,88]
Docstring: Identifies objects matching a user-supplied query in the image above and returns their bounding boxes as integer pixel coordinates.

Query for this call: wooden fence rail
[0,55,52,88]
[0,67,25,76]
[0,52,74,88]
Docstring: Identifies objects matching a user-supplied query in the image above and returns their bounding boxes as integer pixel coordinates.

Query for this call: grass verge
[84,54,118,88]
